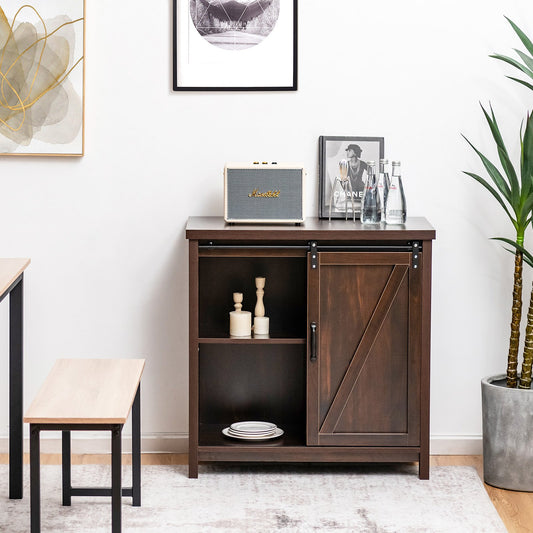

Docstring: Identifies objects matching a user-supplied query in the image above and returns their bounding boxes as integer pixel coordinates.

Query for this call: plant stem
[507,250,522,388]
[519,281,533,389]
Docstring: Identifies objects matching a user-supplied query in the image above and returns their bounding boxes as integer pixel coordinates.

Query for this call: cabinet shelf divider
[198,337,306,345]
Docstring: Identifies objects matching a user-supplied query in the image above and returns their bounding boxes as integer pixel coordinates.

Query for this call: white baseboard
[430,435,482,455]
[0,434,482,456]
[0,433,188,455]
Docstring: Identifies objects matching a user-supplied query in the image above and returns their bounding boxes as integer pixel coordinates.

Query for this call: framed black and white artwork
[318,136,385,219]
[173,0,297,91]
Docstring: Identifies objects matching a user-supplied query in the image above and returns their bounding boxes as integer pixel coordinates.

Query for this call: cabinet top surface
[186,217,435,241]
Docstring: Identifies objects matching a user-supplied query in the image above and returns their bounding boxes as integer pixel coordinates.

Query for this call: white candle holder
[229,292,251,337]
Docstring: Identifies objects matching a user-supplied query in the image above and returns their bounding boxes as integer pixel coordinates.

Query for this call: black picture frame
[318,136,385,219]
[173,0,298,91]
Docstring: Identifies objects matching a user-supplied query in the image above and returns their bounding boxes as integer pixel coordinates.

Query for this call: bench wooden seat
[24,358,145,533]
[25,359,144,424]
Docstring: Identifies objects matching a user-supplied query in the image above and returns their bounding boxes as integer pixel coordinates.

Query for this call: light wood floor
[1,454,531,532]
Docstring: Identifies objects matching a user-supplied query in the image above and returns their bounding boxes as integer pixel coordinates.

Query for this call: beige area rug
[0,464,505,532]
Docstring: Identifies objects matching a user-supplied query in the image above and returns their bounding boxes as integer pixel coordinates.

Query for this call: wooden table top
[185,217,436,241]
[24,359,145,424]
[0,258,30,297]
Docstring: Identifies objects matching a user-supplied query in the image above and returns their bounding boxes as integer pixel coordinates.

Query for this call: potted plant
[464,18,533,491]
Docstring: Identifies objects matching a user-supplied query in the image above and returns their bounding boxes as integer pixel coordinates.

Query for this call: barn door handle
[310,322,317,362]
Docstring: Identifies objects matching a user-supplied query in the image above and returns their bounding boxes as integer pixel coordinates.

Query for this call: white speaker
[224,162,305,223]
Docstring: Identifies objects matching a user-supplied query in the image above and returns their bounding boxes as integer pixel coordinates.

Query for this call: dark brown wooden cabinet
[186,217,435,479]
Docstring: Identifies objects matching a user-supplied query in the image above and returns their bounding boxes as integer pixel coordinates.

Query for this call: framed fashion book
[318,136,385,219]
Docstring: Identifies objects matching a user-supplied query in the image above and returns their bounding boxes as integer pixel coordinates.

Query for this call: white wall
[1,0,532,454]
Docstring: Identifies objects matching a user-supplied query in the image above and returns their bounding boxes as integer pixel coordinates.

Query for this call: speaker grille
[226,168,303,221]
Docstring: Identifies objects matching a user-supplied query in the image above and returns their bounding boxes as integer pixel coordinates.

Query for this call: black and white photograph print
[173,0,297,90]
[319,136,385,219]
[189,0,281,51]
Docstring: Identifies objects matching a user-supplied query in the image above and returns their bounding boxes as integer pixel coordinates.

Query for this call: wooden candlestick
[255,277,266,317]
[233,292,243,312]
[254,277,269,336]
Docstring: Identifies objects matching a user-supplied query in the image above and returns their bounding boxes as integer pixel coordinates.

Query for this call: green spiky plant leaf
[463,109,533,387]
[463,107,533,241]
[491,17,533,92]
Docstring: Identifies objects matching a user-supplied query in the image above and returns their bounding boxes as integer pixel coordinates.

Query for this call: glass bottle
[377,159,390,219]
[329,159,355,221]
[361,161,381,224]
[385,161,407,224]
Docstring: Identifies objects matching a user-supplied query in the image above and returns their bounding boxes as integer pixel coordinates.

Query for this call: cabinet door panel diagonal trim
[319,264,409,434]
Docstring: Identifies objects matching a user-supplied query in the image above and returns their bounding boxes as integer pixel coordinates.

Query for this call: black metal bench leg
[132,385,141,507]
[62,431,72,506]
[112,425,122,533]
[9,275,23,500]
[30,424,40,533]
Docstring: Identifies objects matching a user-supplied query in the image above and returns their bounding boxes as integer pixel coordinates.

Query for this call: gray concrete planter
[481,374,533,491]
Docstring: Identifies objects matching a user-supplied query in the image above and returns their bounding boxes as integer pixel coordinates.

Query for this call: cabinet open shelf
[198,255,307,340]
[199,423,306,448]
[198,337,306,345]
[199,344,306,439]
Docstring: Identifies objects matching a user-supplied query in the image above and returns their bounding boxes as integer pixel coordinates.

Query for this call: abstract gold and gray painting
[0,3,84,155]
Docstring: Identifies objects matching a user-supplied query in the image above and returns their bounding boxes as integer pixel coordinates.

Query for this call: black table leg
[9,275,23,500]
[30,425,40,533]
[132,385,141,507]
[62,431,72,506]
[111,425,122,533]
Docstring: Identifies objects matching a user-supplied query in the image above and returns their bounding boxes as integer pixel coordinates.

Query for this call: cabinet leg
[419,454,430,480]
[189,450,198,479]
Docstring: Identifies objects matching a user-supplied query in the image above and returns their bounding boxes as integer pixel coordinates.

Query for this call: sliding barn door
[307,251,421,447]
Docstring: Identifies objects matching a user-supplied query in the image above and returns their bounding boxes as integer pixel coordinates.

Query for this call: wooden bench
[24,359,145,533]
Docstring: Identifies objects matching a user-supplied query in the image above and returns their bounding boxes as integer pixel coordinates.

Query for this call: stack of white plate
[222,421,284,441]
